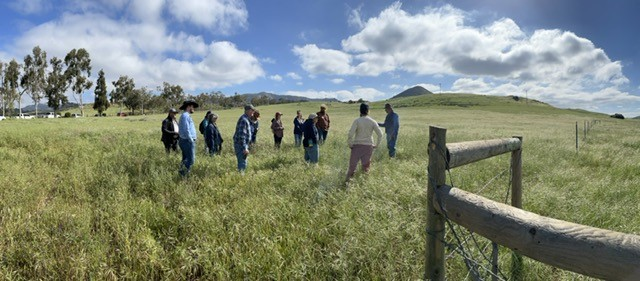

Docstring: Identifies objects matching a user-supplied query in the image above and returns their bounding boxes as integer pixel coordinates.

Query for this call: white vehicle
[0,116,6,121]
[71,113,82,118]
[43,112,60,118]
[17,114,34,119]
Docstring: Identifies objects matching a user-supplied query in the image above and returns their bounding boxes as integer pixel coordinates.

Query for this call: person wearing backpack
[204,113,223,156]
[199,111,212,153]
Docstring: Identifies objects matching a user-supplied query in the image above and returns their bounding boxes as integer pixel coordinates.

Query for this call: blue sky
[1,0,640,116]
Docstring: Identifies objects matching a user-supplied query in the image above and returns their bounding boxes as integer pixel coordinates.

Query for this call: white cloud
[9,0,52,14]
[331,78,345,84]
[286,72,302,80]
[167,0,248,34]
[294,3,633,114]
[292,44,353,75]
[348,5,365,29]
[12,10,263,92]
[285,87,385,101]
[270,74,283,81]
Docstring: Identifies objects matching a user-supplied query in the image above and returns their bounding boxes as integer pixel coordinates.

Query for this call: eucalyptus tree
[0,61,5,116]
[93,69,109,116]
[158,82,185,108]
[45,57,69,115]
[64,48,93,117]
[110,75,135,114]
[20,46,48,116]
[4,59,20,116]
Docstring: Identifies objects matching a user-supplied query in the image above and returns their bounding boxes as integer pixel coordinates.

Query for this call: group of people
[161,100,399,181]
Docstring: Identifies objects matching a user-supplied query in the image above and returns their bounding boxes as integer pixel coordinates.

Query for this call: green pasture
[1,94,639,280]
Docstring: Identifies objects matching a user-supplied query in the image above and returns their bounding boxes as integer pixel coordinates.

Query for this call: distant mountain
[243,92,340,103]
[21,102,79,113]
[391,86,433,99]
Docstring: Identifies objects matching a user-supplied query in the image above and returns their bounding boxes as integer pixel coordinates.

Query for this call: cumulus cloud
[293,3,635,112]
[293,44,353,75]
[286,72,302,80]
[9,0,52,14]
[285,87,385,101]
[331,78,345,84]
[9,1,262,93]
[270,74,283,81]
[167,0,248,34]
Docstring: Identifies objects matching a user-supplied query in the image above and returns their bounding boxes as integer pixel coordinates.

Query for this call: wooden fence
[425,126,640,281]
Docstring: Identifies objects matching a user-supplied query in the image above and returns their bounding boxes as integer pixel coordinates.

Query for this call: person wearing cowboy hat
[161,108,180,154]
[178,100,199,177]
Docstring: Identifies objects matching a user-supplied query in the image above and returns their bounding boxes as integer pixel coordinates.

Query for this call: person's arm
[373,120,383,148]
[347,119,357,148]
[162,119,171,134]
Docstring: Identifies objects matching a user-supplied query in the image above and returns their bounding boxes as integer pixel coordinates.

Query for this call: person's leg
[235,145,247,172]
[178,139,191,176]
[387,135,396,158]
[360,145,374,173]
[304,147,311,162]
[310,143,319,163]
[346,145,363,180]
[294,134,302,147]
[322,130,329,143]
[164,141,171,154]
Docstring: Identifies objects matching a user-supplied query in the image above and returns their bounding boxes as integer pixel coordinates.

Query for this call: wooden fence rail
[447,138,522,169]
[425,125,640,281]
[434,184,640,281]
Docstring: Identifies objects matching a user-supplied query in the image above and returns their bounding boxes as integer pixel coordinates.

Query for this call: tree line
[0,46,300,117]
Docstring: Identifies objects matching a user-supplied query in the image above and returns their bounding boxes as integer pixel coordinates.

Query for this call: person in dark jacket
[302,113,320,163]
[271,112,284,148]
[204,113,223,156]
[161,108,179,154]
[293,110,304,147]
[199,111,212,153]
[249,110,260,148]
[377,103,400,158]
[315,104,330,144]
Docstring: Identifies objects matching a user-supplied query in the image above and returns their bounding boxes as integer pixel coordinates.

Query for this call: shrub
[64,112,71,118]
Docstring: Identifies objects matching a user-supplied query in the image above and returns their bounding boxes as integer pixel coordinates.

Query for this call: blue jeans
[387,134,397,158]
[319,130,328,144]
[179,138,196,176]
[294,134,302,147]
[304,143,319,163]
[234,144,248,171]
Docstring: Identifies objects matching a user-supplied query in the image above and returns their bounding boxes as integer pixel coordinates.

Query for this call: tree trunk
[79,94,84,117]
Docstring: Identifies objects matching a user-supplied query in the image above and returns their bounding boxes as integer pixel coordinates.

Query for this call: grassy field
[1,94,639,280]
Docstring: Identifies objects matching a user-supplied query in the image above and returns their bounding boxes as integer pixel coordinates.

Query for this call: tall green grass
[1,97,638,280]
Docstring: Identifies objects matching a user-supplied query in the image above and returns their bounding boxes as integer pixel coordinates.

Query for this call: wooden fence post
[511,136,523,209]
[426,126,447,281]
[575,122,579,152]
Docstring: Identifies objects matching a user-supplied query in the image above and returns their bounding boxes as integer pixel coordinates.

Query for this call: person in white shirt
[346,103,382,182]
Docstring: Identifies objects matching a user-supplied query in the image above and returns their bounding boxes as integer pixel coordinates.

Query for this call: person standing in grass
[346,103,382,182]
[199,111,212,153]
[302,113,320,163]
[271,112,285,149]
[293,110,305,147]
[249,110,260,148]
[178,100,199,177]
[204,113,223,156]
[377,103,400,158]
[316,104,330,144]
[233,104,256,172]
[161,108,180,154]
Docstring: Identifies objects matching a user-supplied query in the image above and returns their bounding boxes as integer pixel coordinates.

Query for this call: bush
[610,113,625,119]
[64,112,71,118]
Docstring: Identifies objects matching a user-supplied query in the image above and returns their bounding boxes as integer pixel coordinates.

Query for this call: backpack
[199,120,207,134]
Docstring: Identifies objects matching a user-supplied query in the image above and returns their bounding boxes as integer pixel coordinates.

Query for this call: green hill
[376,92,608,117]
[390,86,433,99]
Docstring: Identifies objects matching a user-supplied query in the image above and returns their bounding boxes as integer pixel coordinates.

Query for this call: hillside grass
[1,94,639,280]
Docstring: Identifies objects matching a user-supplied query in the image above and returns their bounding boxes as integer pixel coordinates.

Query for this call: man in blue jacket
[378,103,400,158]
[233,104,256,172]
[178,100,199,177]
